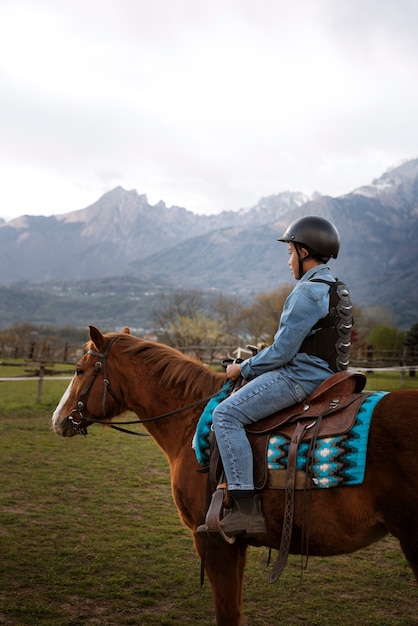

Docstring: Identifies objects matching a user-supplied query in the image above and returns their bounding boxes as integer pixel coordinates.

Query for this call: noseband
[68,337,120,435]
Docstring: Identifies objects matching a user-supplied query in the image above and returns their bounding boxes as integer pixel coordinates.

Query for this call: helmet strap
[295,244,311,279]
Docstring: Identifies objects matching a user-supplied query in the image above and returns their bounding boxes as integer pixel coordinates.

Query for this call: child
[198,215,352,539]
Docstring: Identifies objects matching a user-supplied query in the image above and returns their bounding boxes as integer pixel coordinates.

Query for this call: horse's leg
[385,498,418,585]
[400,536,418,584]
[369,392,418,585]
[194,535,247,626]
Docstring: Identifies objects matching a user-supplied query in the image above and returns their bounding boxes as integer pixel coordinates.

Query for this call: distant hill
[0,187,307,283]
[1,159,418,329]
[0,276,170,333]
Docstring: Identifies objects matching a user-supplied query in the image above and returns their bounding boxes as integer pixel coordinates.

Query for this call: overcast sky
[1,0,417,221]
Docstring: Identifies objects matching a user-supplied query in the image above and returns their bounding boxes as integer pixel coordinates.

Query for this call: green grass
[0,371,418,624]
[0,360,73,416]
[362,369,418,392]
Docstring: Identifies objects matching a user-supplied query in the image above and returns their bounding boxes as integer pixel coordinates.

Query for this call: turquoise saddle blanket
[267,391,387,488]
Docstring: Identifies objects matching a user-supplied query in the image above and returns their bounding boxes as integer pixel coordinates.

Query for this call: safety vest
[299,279,353,372]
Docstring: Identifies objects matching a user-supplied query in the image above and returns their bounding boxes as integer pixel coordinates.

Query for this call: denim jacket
[239,264,337,395]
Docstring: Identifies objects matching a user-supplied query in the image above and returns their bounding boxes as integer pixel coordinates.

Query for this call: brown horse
[52,325,418,625]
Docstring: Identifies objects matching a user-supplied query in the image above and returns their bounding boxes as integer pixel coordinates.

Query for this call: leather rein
[67,337,224,436]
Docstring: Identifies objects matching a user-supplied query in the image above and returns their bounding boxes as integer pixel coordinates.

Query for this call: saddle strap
[269,420,312,583]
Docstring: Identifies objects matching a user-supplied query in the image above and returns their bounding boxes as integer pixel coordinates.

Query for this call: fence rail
[0,351,418,402]
[0,376,73,381]
[0,360,74,402]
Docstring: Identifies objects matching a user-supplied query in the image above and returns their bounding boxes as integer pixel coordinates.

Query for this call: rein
[68,337,227,436]
[81,392,226,437]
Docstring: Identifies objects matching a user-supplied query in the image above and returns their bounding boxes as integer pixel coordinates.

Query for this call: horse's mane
[91,332,226,399]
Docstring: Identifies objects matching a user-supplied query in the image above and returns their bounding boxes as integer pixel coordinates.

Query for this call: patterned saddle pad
[267,391,387,488]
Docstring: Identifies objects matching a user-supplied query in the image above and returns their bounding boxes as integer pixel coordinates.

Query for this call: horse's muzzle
[53,415,86,437]
[67,413,88,436]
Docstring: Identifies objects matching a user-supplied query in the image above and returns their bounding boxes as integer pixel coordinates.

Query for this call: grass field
[1,370,418,625]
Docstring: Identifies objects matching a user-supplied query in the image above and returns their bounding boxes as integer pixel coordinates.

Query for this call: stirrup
[196,488,236,544]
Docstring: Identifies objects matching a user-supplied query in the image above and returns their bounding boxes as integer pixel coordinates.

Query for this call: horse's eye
[75,368,83,377]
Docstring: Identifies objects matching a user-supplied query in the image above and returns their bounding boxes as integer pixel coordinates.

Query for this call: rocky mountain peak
[352,158,418,210]
[1,159,418,328]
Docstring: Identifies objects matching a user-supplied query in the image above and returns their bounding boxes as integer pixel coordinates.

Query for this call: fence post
[400,346,407,386]
[366,345,374,374]
[36,363,45,403]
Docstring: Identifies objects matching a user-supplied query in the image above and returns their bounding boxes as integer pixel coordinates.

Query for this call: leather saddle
[209,370,367,491]
[246,369,367,489]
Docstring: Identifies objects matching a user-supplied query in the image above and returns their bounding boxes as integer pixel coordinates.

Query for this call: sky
[1,0,418,222]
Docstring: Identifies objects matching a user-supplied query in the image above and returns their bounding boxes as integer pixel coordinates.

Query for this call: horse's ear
[88,325,105,351]
[121,327,131,335]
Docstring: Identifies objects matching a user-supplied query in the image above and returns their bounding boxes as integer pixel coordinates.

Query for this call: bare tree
[238,283,293,345]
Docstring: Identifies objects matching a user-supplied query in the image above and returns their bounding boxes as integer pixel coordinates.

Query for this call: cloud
[0,0,417,220]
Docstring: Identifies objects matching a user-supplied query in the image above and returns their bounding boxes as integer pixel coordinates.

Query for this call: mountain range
[1,158,418,330]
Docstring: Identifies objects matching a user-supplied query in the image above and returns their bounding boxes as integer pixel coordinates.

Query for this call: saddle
[246,369,367,489]
[209,370,367,490]
[205,370,368,581]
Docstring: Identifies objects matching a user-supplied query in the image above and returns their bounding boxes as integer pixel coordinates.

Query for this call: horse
[52,325,418,625]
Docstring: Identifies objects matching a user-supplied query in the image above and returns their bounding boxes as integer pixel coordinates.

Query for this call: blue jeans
[212,370,309,491]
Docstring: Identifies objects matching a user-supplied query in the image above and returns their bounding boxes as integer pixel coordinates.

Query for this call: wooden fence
[1,353,417,403]
[0,361,73,402]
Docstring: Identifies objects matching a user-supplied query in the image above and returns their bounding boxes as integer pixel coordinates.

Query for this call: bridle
[68,337,122,436]
[67,337,231,436]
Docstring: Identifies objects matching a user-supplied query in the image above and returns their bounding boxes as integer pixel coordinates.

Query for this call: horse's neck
[145,408,199,462]
[130,373,223,462]
[119,344,225,460]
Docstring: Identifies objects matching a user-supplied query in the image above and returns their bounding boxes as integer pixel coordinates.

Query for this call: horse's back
[369,389,418,456]
[365,389,418,514]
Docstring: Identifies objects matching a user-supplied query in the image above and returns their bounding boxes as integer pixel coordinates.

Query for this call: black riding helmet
[278,215,340,278]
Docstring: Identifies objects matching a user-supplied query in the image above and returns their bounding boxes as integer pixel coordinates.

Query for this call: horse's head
[52,325,130,437]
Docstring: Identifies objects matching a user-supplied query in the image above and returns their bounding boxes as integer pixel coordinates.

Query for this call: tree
[212,292,245,345]
[238,283,293,345]
[404,323,418,348]
[153,289,207,334]
[354,306,396,344]
[403,323,418,377]
[366,325,406,360]
[166,312,225,357]
[153,289,234,359]
[0,323,87,361]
